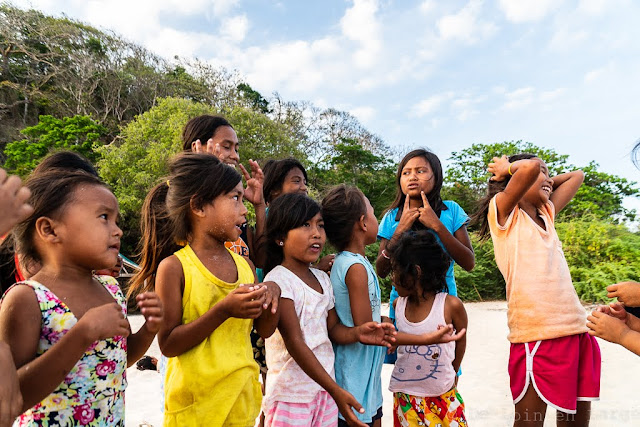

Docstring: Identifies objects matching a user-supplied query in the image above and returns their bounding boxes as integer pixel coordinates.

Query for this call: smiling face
[210,125,240,167]
[522,158,553,207]
[57,184,123,270]
[282,212,325,266]
[399,156,435,199]
[201,181,247,242]
[277,167,308,198]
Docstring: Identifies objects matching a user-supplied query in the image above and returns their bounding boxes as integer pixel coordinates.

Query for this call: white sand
[126,302,640,426]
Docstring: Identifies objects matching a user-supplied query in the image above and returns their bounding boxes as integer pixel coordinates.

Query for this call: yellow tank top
[163,245,261,427]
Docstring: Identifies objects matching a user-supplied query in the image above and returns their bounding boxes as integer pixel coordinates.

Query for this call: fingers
[249,160,264,180]
[213,142,222,158]
[448,328,466,341]
[421,191,429,208]
[404,194,410,210]
[606,284,618,293]
[192,139,202,152]
[238,163,251,181]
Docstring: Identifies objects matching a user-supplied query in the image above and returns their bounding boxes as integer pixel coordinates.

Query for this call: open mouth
[310,243,321,252]
[542,185,552,195]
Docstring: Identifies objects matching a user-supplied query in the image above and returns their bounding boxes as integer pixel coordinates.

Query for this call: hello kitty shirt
[389,293,456,397]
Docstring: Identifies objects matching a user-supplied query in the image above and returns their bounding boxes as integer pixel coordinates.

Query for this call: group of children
[0,114,638,427]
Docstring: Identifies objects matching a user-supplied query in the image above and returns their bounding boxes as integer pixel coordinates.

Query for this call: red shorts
[509,333,601,414]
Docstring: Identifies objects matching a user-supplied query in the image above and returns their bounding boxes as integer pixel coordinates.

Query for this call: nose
[300,181,307,193]
[229,150,240,163]
[114,224,123,238]
[240,202,248,217]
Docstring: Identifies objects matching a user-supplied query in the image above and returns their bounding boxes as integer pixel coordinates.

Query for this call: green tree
[3,114,106,176]
[443,140,637,223]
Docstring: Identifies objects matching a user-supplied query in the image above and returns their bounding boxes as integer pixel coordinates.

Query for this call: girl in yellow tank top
[129,152,280,427]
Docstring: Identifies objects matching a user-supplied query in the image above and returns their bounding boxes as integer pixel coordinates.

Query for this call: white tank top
[388,292,456,397]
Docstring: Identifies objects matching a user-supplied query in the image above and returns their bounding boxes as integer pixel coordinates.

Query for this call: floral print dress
[8,276,127,426]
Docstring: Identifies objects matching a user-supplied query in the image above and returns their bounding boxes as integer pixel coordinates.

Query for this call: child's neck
[33,262,94,289]
[343,235,366,257]
[517,200,546,229]
[408,290,436,306]
[189,232,230,257]
[407,197,425,210]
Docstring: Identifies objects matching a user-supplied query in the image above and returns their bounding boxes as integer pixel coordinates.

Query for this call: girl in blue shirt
[375,149,475,327]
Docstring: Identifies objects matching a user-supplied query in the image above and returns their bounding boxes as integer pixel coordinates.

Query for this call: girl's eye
[233,195,240,201]
[303,222,310,227]
[99,213,108,220]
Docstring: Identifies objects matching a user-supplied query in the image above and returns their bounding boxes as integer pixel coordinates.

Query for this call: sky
[22,0,640,209]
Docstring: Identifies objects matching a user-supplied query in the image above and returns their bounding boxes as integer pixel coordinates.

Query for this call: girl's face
[522,158,553,207]
[391,270,412,298]
[202,181,247,242]
[400,156,434,199]
[362,196,378,245]
[282,212,325,266]
[55,184,123,270]
[278,167,307,197]
[211,126,240,167]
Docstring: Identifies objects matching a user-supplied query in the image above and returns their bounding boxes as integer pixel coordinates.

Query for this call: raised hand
[396,194,420,234]
[332,388,368,427]
[487,155,510,182]
[0,168,33,236]
[221,285,267,319]
[417,191,440,230]
[80,303,131,341]
[607,281,640,307]
[587,309,629,344]
[314,254,335,273]
[192,138,223,158]
[356,321,397,347]
[239,159,264,206]
[136,292,164,334]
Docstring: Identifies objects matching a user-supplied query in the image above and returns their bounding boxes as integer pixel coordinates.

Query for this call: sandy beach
[125,301,640,426]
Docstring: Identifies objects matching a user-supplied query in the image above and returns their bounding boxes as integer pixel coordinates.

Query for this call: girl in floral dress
[0,168,164,426]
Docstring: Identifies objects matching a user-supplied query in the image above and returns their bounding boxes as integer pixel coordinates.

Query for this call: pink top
[389,293,456,397]
[488,196,587,343]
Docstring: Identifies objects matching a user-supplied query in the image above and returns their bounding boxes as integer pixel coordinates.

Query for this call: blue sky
[24,0,640,208]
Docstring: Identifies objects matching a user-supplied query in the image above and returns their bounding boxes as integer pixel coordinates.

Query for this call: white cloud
[340,0,382,68]
[349,106,376,123]
[410,93,454,117]
[539,88,566,102]
[548,28,589,51]
[437,0,497,44]
[212,0,240,17]
[220,14,249,42]
[502,87,535,110]
[419,0,436,14]
[578,0,608,15]
[498,0,560,23]
[584,64,614,83]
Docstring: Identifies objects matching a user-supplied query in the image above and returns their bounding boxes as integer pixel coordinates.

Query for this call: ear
[190,197,206,218]
[358,214,367,231]
[191,141,197,151]
[34,217,62,244]
[414,265,422,279]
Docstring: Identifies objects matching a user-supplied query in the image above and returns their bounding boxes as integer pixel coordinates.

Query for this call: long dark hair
[128,152,242,297]
[262,158,307,204]
[321,184,366,252]
[387,230,450,302]
[264,193,321,274]
[387,149,447,220]
[471,153,538,239]
[182,115,233,151]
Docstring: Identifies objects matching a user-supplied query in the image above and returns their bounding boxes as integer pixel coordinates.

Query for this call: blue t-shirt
[331,251,385,423]
[378,200,469,318]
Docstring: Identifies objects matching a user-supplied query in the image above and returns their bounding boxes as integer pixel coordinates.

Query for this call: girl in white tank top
[386,230,468,426]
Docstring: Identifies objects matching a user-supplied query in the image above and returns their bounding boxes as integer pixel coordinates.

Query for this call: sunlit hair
[388,230,450,302]
[471,153,538,239]
[264,193,321,274]
[262,158,307,204]
[386,149,446,220]
[33,150,99,177]
[321,184,367,252]
[182,115,233,152]
[128,152,241,297]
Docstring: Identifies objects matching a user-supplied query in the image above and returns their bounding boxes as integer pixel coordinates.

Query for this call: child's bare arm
[156,256,266,357]
[446,296,468,372]
[278,300,368,427]
[327,309,396,346]
[588,310,640,356]
[0,286,129,411]
[394,325,466,346]
[549,170,584,214]
[254,281,281,339]
[345,264,374,326]
[488,156,541,225]
[0,341,22,427]
[126,292,164,367]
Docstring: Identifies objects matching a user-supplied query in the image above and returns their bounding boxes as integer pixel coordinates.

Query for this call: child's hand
[192,138,222,157]
[397,195,419,234]
[80,303,131,341]
[587,309,630,344]
[426,324,466,344]
[136,292,164,334]
[0,168,33,236]
[261,281,281,314]
[607,281,640,307]
[332,388,368,427]
[417,191,441,230]
[313,254,335,273]
[221,285,267,319]
[356,322,397,348]
[0,342,23,427]
[487,155,510,182]
[239,160,264,206]
[596,302,629,324]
